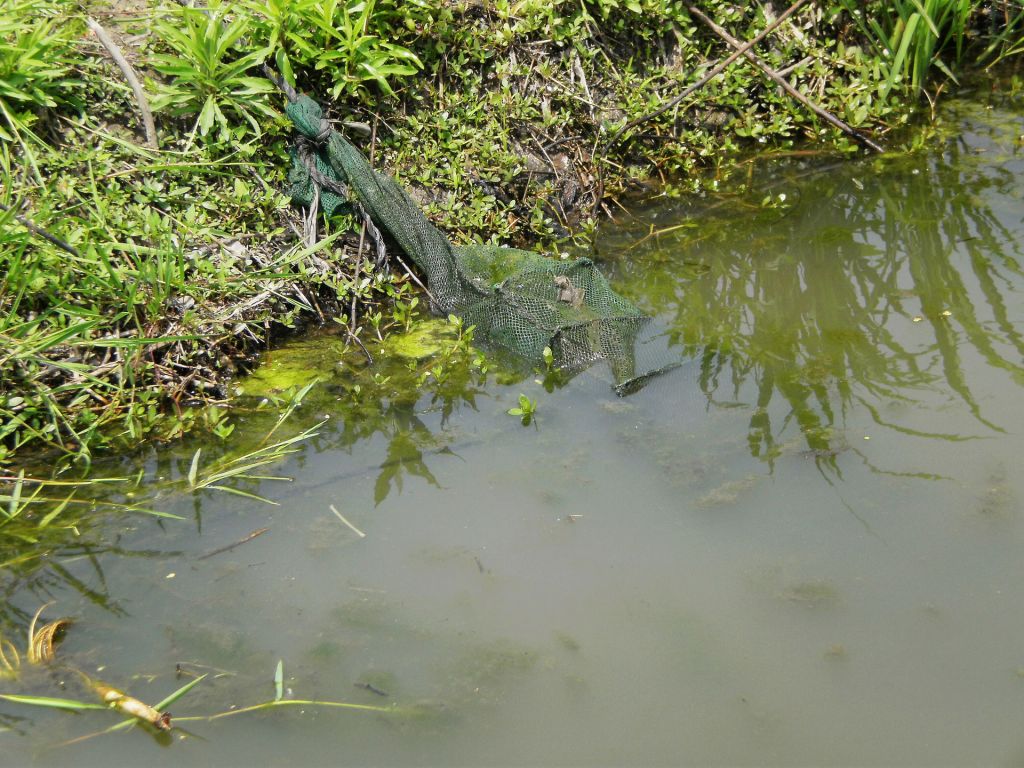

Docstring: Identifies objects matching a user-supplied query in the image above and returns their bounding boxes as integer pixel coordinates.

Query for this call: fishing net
[285,94,679,394]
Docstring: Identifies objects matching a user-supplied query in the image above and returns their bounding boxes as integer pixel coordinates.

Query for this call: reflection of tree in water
[337,391,465,507]
[611,96,1023,468]
[303,350,510,505]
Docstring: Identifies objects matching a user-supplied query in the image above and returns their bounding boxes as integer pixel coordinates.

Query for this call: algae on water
[236,319,485,401]
[236,333,350,398]
[381,319,461,360]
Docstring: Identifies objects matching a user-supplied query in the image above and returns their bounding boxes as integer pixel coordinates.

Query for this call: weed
[830,1,1022,97]
[149,2,278,144]
[244,0,423,99]
[0,0,79,144]
[507,393,537,425]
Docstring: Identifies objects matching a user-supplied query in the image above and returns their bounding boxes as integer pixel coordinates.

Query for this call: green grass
[149,2,278,144]
[836,0,972,97]
[0,0,80,155]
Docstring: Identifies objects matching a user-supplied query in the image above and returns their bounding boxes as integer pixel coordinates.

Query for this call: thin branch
[346,329,373,364]
[604,0,813,149]
[196,527,270,561]
[592,0,813,215]
[688,6,885,153]
[393,252,436,307]
[329,504,366,538]
[0,201,81,257]
[85,18,158,150]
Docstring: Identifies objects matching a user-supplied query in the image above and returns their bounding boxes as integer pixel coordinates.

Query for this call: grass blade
[187,449,201,488]
[5,470,24,519]
[206,485,280,504]
[204,698,401,719]
[37,491,75,528]
[154,673,207,711]
[0,693,106,711]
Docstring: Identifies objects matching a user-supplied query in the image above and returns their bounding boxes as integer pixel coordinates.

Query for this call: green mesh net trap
[285,95,680,394]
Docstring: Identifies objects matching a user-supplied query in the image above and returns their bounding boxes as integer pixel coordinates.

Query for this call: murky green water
[4,83,1024,765]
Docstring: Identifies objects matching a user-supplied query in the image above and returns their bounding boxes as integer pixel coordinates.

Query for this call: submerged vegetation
[2,628,421,746]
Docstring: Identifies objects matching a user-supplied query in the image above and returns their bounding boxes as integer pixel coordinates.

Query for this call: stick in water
[197,527,270,560]
[330,504,366,538]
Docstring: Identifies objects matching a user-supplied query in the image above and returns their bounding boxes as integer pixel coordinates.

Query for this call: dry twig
[85,17,158,150]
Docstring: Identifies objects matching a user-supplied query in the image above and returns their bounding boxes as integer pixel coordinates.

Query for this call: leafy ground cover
[0,0,1021,469]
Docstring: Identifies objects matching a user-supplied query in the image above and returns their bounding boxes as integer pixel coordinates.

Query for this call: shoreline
[1,0,1018,468]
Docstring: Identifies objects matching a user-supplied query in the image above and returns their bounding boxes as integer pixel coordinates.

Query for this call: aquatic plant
[1,651,423,747]
[0,401,322,637]
[507,393,538,426]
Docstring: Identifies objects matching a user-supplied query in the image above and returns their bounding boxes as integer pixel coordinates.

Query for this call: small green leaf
[198,96,216,135]
[187,449,201,488]
[274,660,284,702]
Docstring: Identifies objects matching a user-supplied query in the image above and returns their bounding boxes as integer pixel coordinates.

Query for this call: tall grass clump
[243,0,423,100]
[836,0,1024,97]
[149,3,277,144]
[0,0,79,144]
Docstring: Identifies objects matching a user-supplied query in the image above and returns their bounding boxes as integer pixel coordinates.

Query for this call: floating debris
[89,679,171,731]
[824,644,848,660]
[780,580,840,608]
[354,681,389,697]
[1,603,72,674]
[329,504,366,538]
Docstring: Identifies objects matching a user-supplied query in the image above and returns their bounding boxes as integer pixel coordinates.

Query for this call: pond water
[3,82,1024,765]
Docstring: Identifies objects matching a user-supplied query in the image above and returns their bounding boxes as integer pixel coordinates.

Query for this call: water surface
[2,82,1023,765]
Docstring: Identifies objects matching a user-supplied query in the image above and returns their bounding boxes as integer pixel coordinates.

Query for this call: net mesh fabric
[286,95,675,393]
